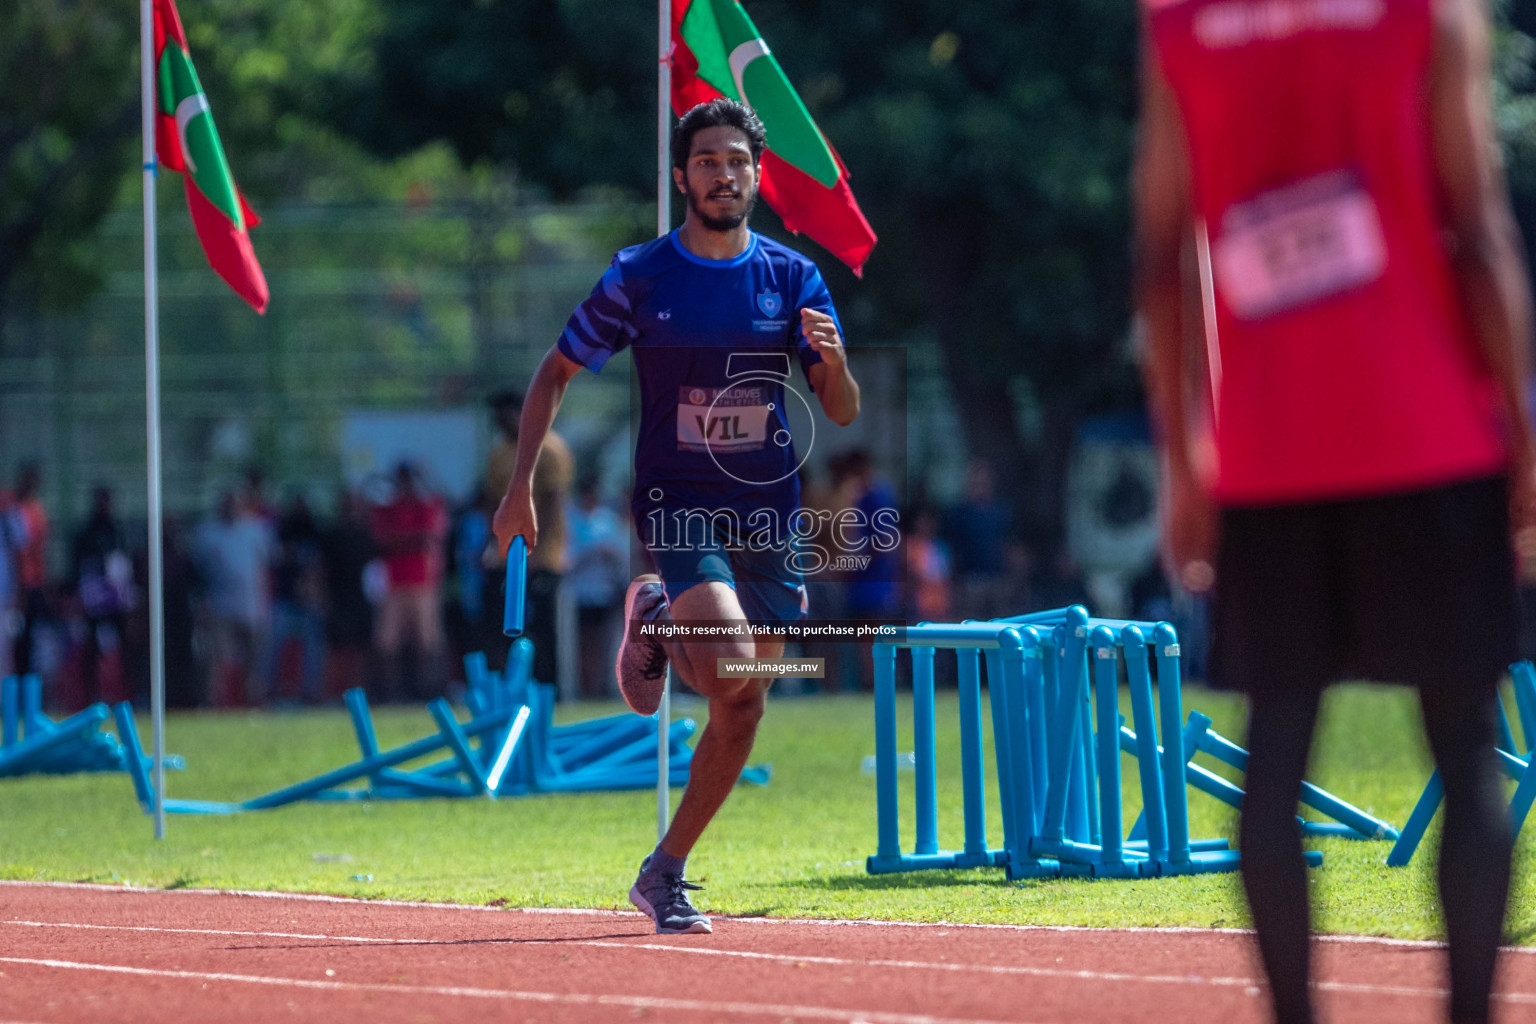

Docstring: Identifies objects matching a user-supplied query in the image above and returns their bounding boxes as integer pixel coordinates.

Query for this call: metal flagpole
[657,0,672,241]
[656,0,672,845]
[141,0,168,840]
[658,669,671,843]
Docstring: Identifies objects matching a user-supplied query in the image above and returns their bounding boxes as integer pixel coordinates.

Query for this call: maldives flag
[672,0,877,276]
[154,0,268,312]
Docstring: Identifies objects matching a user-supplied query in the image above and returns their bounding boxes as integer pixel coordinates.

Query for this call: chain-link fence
[0,198,649,557]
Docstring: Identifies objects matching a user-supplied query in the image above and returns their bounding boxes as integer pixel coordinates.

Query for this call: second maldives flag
[672,0,877,276]
[154,0,269,312]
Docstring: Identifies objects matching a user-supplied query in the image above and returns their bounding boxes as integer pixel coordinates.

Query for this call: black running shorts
[1210,474,1517,697]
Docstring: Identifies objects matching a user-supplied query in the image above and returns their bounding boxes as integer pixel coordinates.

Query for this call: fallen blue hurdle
[121,642,768,816]
[0,675,182,780]
[1387,660,1536,867]
[1126,710,1397,844]
[115,695,527,814]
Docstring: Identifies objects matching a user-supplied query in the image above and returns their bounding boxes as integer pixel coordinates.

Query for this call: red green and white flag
[671,0,877,276]
[154,0,269,312]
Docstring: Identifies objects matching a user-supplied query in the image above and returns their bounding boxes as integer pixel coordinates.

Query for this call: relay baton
[503,535,528,637]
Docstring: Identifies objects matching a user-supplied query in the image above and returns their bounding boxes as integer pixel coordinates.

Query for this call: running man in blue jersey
[493,98,862,933]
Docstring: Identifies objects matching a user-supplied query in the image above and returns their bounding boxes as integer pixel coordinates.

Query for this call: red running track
[1,881,1533,1023]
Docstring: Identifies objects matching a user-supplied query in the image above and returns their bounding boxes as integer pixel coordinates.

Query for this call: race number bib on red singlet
[677,385,771,453]
[1212,169,1387,321]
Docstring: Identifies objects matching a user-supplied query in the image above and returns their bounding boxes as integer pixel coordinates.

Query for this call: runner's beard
[688,182,757,232]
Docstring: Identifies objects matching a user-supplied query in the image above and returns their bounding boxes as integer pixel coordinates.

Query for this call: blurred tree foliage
[10,0,1536,543]
[0,0,467,328]
[333,0,1536,541]
[332,0,1139,543]
[1,0,139,316]
[320,0,658,197]
[1499,1,1536,216]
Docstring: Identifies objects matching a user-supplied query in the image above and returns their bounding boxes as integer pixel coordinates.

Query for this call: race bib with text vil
[1212,169,1387,321]
[677,385,771,453]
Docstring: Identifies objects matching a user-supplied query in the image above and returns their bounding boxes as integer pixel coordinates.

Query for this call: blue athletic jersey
[558,230,838,525]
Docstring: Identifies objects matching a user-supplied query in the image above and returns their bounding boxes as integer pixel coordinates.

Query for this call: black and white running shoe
[615,574,670,716]
[628,856,712,935]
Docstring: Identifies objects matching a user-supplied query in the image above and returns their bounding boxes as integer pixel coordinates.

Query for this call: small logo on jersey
[757,291,782,318]
[689,388,708,406]
[658,310,672,320]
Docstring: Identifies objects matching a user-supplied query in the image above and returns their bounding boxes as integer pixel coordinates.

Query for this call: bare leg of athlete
[622,578,784,933]
[652,581,781,858]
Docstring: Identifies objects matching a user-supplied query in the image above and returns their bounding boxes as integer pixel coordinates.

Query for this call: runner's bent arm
[1133,35,1216,587]
[492,346,584,555]
[1134,39,1195,482]
[1430,0,1536,524]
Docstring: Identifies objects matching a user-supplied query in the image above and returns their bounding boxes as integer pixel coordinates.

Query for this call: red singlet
[1148,0,1506,504]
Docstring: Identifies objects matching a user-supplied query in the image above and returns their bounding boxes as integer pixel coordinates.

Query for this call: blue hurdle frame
[866,605,1391,882]
[867,621,1059,880]
[1,675,181,780]
[1011,611,1242,877]
[1387,659,1536,867]
[116,643,769,817]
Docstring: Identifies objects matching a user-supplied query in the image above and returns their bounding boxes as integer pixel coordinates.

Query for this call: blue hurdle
[0,675,183,780]
[868,621,1058,879]
[867,604,1392,882]
[1011,611,1244,877]
[120,644,769,816]
[462,646,709,793]
[868,611,1190,880]
[116,696,527,814]
[1121,709,1397,848]
[1387,660,1536,867]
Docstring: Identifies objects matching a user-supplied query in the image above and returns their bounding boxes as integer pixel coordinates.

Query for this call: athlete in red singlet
[1138,0,1536,1021]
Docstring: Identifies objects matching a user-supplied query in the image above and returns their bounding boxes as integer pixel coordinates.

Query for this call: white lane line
[580,940,1536,1005]
[1,878,1525,955]
[0,956,1031,1024]
[3,920,399,944]
[10,918,1535,1006]
[588,940,1260,989]
[4,918,1254,988]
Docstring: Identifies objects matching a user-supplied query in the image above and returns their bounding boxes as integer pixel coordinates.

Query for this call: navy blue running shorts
[643,516,809,630]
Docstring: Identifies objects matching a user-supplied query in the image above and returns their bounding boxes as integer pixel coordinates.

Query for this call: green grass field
[2,684,1532,941]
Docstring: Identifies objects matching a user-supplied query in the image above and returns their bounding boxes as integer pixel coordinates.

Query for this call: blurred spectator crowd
[0,464,639,714]
[0,399,1214,713]
[0,391,641,714]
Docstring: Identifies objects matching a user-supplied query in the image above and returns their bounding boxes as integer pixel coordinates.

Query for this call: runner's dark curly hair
[671,98,766,170]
